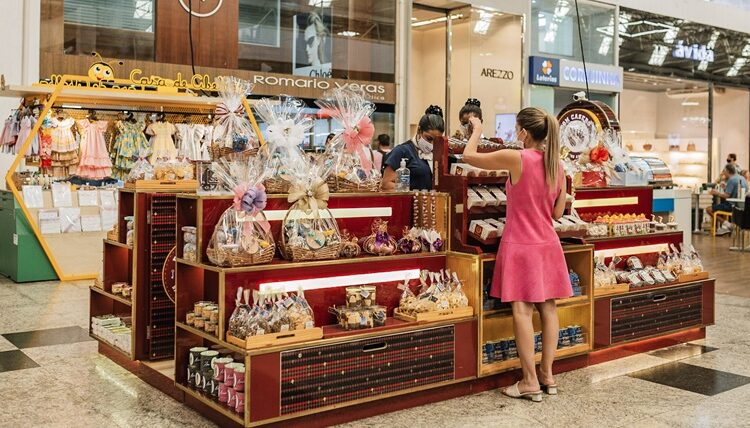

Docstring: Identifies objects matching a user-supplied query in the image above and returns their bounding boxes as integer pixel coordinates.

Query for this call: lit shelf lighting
[259,269,421,293]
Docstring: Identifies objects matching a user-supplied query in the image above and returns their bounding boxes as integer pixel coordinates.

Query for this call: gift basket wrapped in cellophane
[205,155,276,267]
[316,87,381,192]
[280,158,342,261]
[254,96,311,194]
[210,76,259,159]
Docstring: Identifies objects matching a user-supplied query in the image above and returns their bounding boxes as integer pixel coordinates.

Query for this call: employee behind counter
[381,105,445,191]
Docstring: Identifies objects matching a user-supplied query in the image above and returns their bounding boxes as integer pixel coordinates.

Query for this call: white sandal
[502,381,542,402]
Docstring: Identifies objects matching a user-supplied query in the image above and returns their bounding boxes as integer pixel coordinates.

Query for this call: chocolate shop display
[226,288,315,341]
[91,314,131,354]
[482,326,585,365]
[186,347,245,415]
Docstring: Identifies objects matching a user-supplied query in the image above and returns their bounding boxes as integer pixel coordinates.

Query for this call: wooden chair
[712,210,732,236]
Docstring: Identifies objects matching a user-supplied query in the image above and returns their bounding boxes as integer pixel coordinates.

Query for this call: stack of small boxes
[91,314,132,354]
[482,326,584,365]
[569,269,583,297]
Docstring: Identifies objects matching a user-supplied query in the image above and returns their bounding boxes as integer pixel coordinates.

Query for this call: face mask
[415,136,433,154]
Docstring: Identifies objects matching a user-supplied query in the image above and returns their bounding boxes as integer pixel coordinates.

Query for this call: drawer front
[280,325,455,415]
[610,284,703,344]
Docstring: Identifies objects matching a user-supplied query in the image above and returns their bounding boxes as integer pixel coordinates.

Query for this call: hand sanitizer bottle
[396,158,410,191]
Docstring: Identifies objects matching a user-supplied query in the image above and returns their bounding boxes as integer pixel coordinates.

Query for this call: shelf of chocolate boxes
[594,243,705,292]
[185,345,247,416]
[482,325,585,365]
[91,314,132,355]
[483,268,584,312]
[179,202,446,268]
[559,212,679,238]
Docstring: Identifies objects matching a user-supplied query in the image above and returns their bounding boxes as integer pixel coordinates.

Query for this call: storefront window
[239,0,281,47]
[63,0,155,60]
[531,0,615,66]
[237,0,396,82]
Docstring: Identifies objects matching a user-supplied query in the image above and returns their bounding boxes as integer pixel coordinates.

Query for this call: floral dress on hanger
[147,121,178,163]
[76,118,112,179]
[51,117,79,177]
[39,116,53,172]
[113,120,149,179]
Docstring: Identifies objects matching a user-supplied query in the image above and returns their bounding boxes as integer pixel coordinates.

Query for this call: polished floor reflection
[1,238,749,427]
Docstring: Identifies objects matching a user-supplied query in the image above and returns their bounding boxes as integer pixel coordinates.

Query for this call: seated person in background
[707,164,748,235]
[373,134,391,172]
[727,153,743,176]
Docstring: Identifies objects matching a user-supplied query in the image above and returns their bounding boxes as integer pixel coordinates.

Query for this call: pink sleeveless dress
[491,149,572,302]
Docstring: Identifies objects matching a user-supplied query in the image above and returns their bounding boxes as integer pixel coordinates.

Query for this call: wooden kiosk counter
[90,168,715,427]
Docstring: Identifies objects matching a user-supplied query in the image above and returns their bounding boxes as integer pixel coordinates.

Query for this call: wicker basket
[206,243,276,267]
[327,175,381,193]
[106,225,119,241]
[280,241,341,262]
[209,144,259,161]
[264,177,291,194]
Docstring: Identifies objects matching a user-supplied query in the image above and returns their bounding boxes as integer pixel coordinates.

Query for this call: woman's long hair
[516,107,560,191]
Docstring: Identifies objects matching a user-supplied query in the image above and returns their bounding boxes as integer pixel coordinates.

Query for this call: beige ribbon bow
[287,179,330,214]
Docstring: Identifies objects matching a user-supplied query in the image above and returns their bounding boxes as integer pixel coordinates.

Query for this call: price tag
[280,324,290,332]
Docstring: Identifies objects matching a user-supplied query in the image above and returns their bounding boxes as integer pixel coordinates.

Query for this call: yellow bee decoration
[87,52,123,82]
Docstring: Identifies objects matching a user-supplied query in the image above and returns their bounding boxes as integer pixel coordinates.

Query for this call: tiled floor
[1,243,749,427]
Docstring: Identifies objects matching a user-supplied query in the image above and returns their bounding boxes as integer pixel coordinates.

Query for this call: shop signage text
[480,68,514,80]
[529,56,623,92]
[672,40,715,63]
[559,60,622,92]
[529,56,560,86]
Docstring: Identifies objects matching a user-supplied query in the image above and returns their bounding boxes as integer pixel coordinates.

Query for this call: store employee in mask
[381,105,445,191]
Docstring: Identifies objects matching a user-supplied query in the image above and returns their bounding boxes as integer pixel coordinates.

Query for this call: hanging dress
[15,116,39,156]
[39,116,53,172]
[76,118,112,179]
[176,123,213,161]
[147,121,178,163]
[50,117,79,177]
[113,120,149,179]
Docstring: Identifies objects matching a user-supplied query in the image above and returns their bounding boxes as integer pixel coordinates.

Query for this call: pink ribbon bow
[342,116,375,172]
[216,102,246,118]
[232,183,271,233]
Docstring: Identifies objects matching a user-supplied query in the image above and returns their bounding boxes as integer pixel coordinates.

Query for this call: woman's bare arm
[462,117,522,178]
[553,177,567,220]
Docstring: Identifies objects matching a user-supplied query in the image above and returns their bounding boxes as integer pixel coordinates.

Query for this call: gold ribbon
[287,179,330,214]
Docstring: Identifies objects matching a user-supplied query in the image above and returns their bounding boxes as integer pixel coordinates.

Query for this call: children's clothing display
[176,123,212,161]
[50,117,79,177]
[1,111,20,153]
[147,121,178,163]
[76,119,112,179]
[39,117,53,170]
[15,115,39,156]
[112,120,149,179]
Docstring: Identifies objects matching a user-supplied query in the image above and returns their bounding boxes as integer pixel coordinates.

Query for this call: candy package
[205,156,275,266]
[280,160,342,261]
[254,96,311,193]
[126,149,154,182]
[316,87,380,192]
[211,76,258,158]
[362,219,397,256]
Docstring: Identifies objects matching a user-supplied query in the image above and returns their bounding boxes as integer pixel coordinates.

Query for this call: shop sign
[529,56,560,86]
[248,73,391,102]
[559,59,623,93]
[672,40,715,63]
[480,68,514,80]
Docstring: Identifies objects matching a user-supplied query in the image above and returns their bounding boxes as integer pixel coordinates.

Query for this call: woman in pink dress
[463,107,571,403]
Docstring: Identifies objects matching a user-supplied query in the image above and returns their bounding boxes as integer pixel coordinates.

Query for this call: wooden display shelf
[176,252,447,273]
[321,318,415,339]
[104,239,131,250]
[394,306,474,323]
[583,230,681,243]
[480,342,590,376]
[90,286,132,307]
[124,179,198,192]
[90,333,132,359]
[594,284,630,297]
[175,322,246,354]
[482,296,588,318]
[226,328,324,350]
[176,383,244,426]
[678,271,709,282]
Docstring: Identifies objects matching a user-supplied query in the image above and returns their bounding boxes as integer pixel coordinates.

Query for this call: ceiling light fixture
[648,45,669,66]
[337,31,360,37]
[727,57,748,76]
[411,13,463,28]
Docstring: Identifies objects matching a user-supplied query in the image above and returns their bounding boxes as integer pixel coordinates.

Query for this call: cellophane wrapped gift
[281,162,342,261]
[126,149,154,182]
[211,76,258,159]
[316,87,381,192]
[254,96,311,193]
[205,156,275,267]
